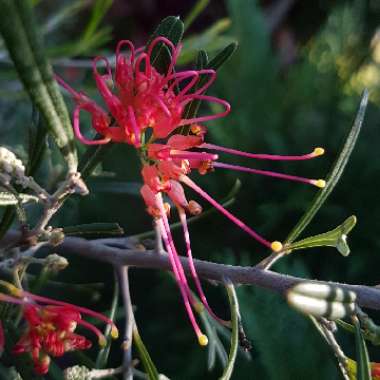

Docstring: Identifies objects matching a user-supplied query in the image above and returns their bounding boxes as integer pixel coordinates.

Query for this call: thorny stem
[117,265,134,380]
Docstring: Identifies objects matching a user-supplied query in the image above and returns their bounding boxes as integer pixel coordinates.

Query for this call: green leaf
[353,317,372,380]
[198,307,228,371]
[184,0,210,30]
[147,16,184,74]
[206,42,238,71]
[180,42,237,134]
[78,139,115,180]
[133,326,160,380]
[285,89,369,244]
[63,223,124,237]
[95,273,119,369]
[0,0,77,171]
[220,282,239,380]
[81,0,113,43]
[27,109,47,176]
[286,215,356,256]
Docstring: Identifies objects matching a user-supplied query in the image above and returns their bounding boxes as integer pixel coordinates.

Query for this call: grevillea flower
[0,280,118,374]
[57,36,326,345]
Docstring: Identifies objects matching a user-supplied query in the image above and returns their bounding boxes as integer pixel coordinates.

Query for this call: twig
[117,265,134,380]
[33,235,380,312]
[317,318,350,380]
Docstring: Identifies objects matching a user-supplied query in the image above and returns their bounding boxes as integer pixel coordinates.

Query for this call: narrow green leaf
[180,49,209,135]
[147,16,184,74]
[95,274,119,369]
[47,361,64,380]
[0,0,77,171]
[184,0,210,30]
[220,282,239,380]
[353,317,372,380]
[286,215,356,256]
[133,326,160,380]
[180,42,237,134]
[81,0,113,43]
[198,307,228,371]
[78,139,115,180]
[27,109,47,176]
[206,42,238,71]
[285,90,369,244]
[63,223,124,237]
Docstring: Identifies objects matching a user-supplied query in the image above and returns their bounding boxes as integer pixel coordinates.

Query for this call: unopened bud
[49,229,65,246]
[188,200,202,215]
[0,147,26,185]
[45,254,69,272]
[63,365,91,380]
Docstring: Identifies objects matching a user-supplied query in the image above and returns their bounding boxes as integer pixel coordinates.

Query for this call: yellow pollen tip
[313,179,326,188]
[194,302,204,314]
[198,334,208,346]
[0,281,22,297]
[98,335,107,347]
[313,147,325,156]
[111,326,119,339]
[271,241,283,252]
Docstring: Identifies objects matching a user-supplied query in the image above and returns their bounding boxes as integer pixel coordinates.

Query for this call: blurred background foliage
[1,0,380,379]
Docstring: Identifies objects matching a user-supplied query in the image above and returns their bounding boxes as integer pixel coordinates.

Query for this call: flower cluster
[57,36,325,344]
[0,280,118,374]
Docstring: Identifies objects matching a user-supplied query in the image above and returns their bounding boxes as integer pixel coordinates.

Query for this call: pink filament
[169,150,218,161]
[147,36,178,76]
[55,74,84,100]
[76,318,105,341]
[22,292,116,329]
[116,40,135,64]
[73,105,111,145]
[155,195,203,338]
[179,95,231,126]
[200,143,321,161]
[178,207,228,326]
[127,105,141,146]
[180,175,272,249]
[0,293,28,305]
[213,162,315,186]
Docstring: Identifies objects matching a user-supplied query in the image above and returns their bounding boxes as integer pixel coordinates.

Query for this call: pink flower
[0,282,118,374]
[58,36,325,345]
[56,37,230,147]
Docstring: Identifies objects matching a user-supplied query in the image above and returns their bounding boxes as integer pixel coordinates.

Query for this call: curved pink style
[57,36,230,146]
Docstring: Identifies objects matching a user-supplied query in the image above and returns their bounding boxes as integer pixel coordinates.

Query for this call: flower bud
[45,254,69,272]
[0,147,26,185]
[63,366,91,380]
[188,200,202,215]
